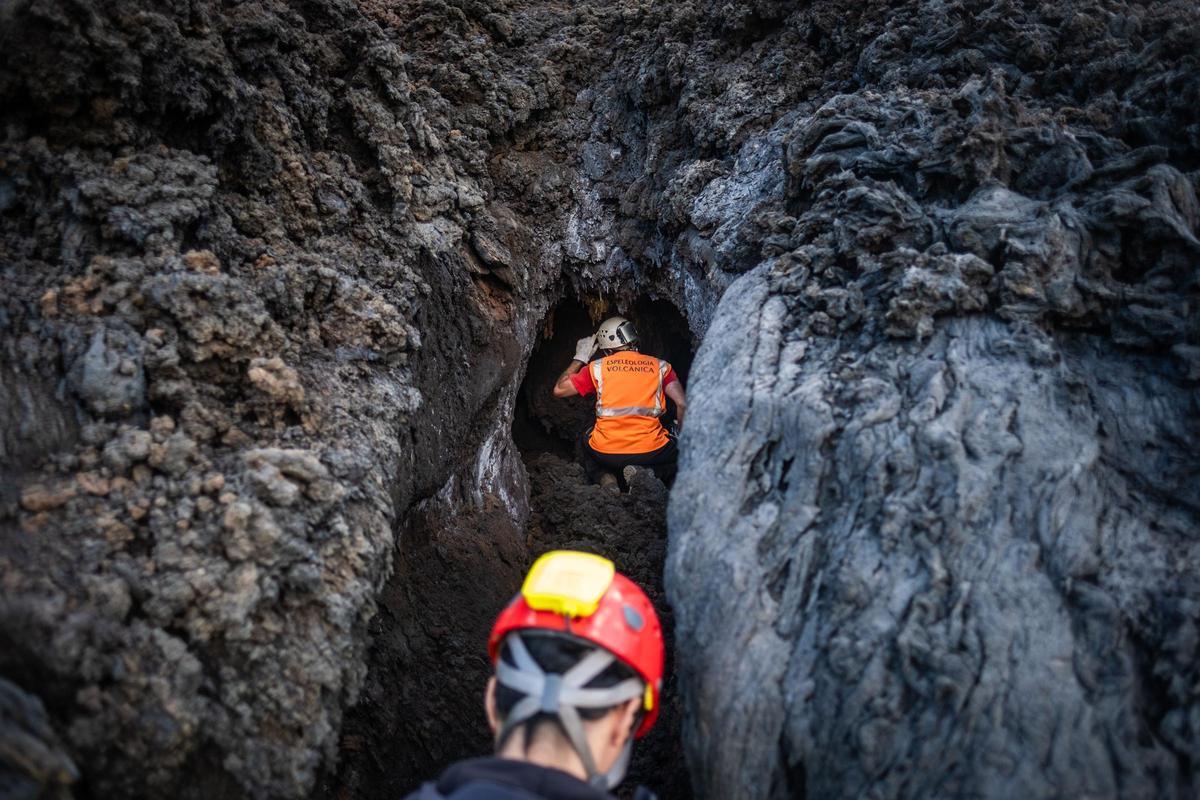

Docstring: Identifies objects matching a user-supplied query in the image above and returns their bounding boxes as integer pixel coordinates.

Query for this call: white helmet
[596,316,638,350]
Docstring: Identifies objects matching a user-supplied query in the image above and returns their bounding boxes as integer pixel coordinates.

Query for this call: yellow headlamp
[521,551,615,618]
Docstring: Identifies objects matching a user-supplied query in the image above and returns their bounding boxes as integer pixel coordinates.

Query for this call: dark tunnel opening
[512,295,696,461]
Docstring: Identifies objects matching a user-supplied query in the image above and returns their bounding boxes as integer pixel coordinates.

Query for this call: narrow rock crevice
[323,287,696,799]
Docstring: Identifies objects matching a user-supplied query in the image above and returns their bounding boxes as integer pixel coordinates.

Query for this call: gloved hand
[573,335,597,363]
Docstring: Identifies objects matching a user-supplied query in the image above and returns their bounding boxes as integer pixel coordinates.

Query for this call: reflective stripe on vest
[591,359,603,406]
[597,407,660,417]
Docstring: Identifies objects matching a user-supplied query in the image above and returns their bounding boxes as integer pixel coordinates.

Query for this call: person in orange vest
[552,316,686,492]
[404,550,666,800]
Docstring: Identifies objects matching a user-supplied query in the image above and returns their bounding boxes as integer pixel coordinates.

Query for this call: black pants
[578,430,678,492]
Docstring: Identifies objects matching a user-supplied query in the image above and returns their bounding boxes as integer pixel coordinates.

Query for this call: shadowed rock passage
[323,296,694,799]
[0,0,1197,798]
[515,298,694,800]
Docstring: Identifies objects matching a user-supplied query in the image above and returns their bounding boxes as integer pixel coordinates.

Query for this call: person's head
[486,551,664,791]
[485,634,644,783]
[595,317,638,354]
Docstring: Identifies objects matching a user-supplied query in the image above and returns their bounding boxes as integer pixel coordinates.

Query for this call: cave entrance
[512,294,695,460]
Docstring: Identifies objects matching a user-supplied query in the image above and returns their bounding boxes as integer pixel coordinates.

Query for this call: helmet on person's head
[488,551,664,790]
[595,317,638,351]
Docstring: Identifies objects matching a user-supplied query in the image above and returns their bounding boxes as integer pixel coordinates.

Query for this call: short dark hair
[494,632,640,748]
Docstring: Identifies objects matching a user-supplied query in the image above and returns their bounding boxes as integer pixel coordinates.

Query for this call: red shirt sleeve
[570,365,596,396]
[664,367,679,387]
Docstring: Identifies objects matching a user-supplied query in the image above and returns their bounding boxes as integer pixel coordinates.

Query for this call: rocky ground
[1,0,1198,799]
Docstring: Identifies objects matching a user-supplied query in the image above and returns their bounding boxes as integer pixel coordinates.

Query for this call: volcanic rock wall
[662,3,1200,799]
[0,1,601,796]
[1,0,1198,799]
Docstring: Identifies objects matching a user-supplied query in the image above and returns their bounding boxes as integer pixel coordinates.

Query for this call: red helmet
[488,551,665,737]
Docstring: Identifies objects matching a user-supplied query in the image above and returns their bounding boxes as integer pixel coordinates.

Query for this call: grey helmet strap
[494,633,644,791]
[599,737,634,791]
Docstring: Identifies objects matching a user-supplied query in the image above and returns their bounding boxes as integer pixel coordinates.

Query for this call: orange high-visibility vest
[588,351,672,454]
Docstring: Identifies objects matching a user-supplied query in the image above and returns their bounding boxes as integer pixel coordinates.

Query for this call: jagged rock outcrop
[1,0,1197,798]
[0,1,592,796]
